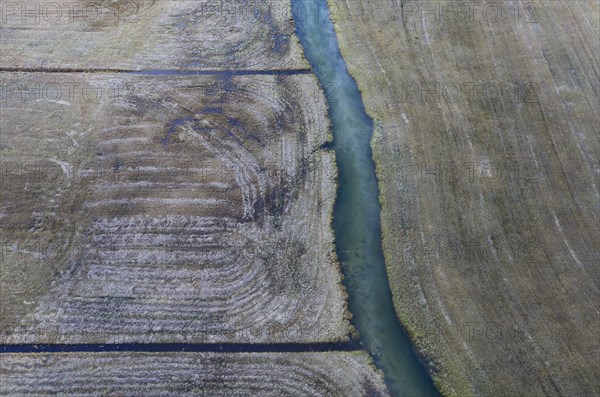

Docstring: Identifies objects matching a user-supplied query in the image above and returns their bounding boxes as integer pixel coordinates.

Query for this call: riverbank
[328,1,600,395]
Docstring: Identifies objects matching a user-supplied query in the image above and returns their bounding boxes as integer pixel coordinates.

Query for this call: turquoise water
[292,2,440,396]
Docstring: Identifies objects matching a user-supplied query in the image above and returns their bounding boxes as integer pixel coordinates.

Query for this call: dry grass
[0,351,389,396]
[0,73,352,343]
[328,0,599,395]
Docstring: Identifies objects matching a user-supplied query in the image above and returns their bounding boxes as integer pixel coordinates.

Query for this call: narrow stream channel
[292,2,440,396]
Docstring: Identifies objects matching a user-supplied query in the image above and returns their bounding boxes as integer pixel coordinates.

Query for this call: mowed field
[0,0,307,70]
[0,352,388,396]
[328,0,599,396]
[0,73,350,344]
[0,1,389,395]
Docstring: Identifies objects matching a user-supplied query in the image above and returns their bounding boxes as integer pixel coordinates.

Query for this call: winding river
[292,1,440,396]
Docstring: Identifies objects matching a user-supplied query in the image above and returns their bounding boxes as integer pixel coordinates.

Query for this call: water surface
[292,2,441,396]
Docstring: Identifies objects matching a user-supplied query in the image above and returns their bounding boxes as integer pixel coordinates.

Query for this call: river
[291,1,441,396]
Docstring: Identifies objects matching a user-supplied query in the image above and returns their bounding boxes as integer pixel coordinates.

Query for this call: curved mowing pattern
[0,1,306,70]
[291,1,440,396]
[0,73,351,343]
[0,352,389,396]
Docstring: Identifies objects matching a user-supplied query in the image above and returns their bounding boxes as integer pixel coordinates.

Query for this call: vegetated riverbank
[293,1,440,396]
[327,1,600,396]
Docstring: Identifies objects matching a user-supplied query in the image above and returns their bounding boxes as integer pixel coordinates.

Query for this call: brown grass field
[328,0,599,395]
